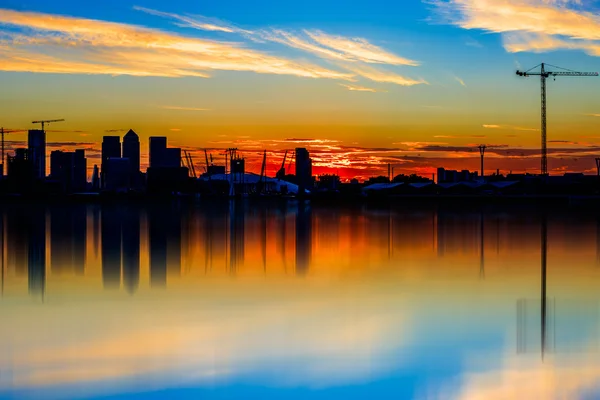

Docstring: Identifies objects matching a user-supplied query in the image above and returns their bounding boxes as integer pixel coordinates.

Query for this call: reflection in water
[295,202,311,276]
[101,207,121,290]
[27,207,46,298]
[1,203,600,398]
[122,210,140,295]
[149,206,167,288]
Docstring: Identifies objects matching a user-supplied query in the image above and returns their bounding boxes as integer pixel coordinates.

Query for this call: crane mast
[516,63,597,175]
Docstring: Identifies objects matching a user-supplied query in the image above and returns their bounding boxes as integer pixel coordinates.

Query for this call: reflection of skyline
[295,202,312,276]
[149,207,167,288]
[27,207,45,298]
[101,206,122,289]
[122,210,140,294]
[3,205,600,293]
[51,206,86,276]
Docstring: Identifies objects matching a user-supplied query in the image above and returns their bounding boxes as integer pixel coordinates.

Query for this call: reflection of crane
[31,118,64,131]
[517,213,555,359]
[516,64,597,175]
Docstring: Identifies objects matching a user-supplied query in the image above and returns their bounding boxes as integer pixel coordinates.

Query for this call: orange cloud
[0,8,353,80]
[339,84,383,92]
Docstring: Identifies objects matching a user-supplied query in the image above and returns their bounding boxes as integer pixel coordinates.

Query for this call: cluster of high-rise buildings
[3,128,188,194]
[1,127,320,196]
[100,130,184,192]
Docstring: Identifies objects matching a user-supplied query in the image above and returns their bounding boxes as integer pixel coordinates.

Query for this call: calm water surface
[0,202,599,399]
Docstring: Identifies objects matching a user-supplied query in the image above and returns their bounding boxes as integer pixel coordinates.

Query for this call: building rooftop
[124,129,138,138]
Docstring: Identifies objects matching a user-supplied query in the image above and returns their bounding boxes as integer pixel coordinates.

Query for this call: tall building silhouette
[28,129,45,179]
[149,137,167,168]
[101,206,122,289]
[101,136,121,188]
[122,209,140,294]
[122,129,140,185]
[295,148,312,193]
[50,149,87,192]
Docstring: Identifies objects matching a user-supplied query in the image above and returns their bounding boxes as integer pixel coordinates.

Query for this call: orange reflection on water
[0,203,600,399]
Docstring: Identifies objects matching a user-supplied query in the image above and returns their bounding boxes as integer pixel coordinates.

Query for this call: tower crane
[259,150,267,193]
[516,63,597,175]
[276,150,287,180]
[287,151,294,174]
[204,149,210,173]
[31,119,65,131]
[0,128,27,175]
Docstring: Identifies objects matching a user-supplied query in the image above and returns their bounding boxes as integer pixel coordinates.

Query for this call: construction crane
[259,150,267,193]
[276,150,287,180]
[287,151,294,174]
[204,149,210,173]
[31,119,65,131]
[516,63,598,175]
[0,128,26,174]
[183,150,196,178]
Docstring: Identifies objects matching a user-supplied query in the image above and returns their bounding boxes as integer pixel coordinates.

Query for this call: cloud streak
[159,105,211,111]
[339,84,383,92]
[130,7,426,87]
[483,124,538,131]
[0,8,353,80]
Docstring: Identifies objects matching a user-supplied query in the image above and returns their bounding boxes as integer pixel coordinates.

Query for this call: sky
[1,0,600,180]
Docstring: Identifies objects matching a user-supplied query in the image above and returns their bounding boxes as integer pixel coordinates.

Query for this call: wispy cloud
[339,84,383,92]
[343,64,427,86]
[483,124,538,131]
[454,76,466,86]
[464,36,483,48]
[159,105,211,111]
[0,8,353,80]
[127,7,426,87]
[428,0,600,56]
[134,6,249,34]
[304,30,420,66]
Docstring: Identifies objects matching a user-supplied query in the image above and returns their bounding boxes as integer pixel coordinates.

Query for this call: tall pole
[541,63,548,176]
[595,158,600,176]
[478,145,486,181]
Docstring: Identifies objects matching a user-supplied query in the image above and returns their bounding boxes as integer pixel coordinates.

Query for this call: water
[1,202,600,399]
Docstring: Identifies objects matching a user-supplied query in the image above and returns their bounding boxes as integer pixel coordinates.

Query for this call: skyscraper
[28,129,45,179]
[149,136,167,168]
[122,129,140,183]
[295,148,312,193]
[50,149,87,192]
[101,136,121,188]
